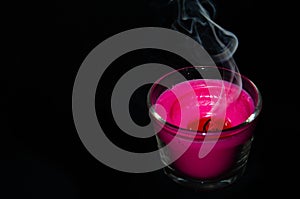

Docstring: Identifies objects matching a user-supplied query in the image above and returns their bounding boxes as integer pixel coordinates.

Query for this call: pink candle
[154,79,255,179]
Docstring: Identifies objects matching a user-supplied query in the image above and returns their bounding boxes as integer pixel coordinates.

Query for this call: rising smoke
[171,0,242,90]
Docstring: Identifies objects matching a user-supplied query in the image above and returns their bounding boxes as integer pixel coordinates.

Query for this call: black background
[2,0,298,198]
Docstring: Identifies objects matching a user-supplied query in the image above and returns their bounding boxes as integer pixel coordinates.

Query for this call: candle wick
[203,118,211,133]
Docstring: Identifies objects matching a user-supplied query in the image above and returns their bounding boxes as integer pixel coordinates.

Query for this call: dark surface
[2,0,298,198]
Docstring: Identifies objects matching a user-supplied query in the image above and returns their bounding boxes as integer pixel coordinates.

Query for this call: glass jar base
[163,166,247,191]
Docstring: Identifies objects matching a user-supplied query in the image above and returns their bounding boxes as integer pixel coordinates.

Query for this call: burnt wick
[203,118,211,132]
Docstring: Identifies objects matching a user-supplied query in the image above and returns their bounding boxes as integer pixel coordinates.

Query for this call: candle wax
[155,79,255,179]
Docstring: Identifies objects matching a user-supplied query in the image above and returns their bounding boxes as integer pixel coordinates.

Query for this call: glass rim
[147,66,262,138]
